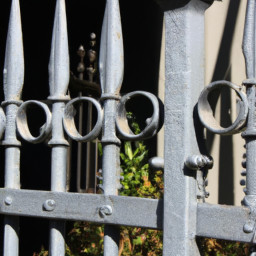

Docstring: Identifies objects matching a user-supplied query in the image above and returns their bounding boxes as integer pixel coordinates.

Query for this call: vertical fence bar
[86,63,93,193]
[158,0,211,255]
[48,0,70,255]
[99,0,124,255]
[2,0,24,255]
[242,0,256,197]
[242,1,256,253]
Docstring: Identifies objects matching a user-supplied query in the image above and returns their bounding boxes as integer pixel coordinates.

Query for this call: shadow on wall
[207,0,241,205]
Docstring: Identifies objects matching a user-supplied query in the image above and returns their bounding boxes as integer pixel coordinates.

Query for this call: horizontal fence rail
[0,189,163,229]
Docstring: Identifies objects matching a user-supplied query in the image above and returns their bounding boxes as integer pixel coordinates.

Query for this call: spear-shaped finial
[3,0,24,102]
[48,0,70,100]
[87,33,97,83]
[90,33,96,47]
[77,45,85,80]
[99,0,124,95]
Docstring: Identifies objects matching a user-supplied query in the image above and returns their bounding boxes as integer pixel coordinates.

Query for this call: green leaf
[133,236,142,245]
[133,147,140,158]
[135,151,147,163]
[125,173,134,181]
[98,143,103,157]
[141,164,149,170]
[129,167,136,173]
[120,153,126,161]
[125,142,133,160]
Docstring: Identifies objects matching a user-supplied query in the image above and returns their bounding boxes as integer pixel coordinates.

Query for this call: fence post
[157,0,212,254]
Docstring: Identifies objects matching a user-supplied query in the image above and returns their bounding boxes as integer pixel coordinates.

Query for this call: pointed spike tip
[99,0,124,95]
[3,0,24,102]
[48,0,70,101]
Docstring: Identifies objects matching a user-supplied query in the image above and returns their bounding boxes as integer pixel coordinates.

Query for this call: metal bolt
[99,205,113,218]
[43,199,56,211]
[241,170,246,176]
[241,170,247,176]
[149,157,164,171]
[185,155,213,170]
[240,179,246,186]
[244,220,255,233]
[4,196,12,206]
[204,156,214,169]
[242,160,247,168]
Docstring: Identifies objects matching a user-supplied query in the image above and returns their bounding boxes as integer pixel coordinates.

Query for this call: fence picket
[2,0,24,255]
[48,0,70,255]
[99,0,124,254]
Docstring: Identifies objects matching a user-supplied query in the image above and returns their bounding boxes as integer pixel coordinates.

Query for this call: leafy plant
[35,112,249,256]
[201,238,249,256]
[64,112,164,256]
[119,113,163,200]
[66,222,104,256]
[33,246,49,256]
[117,113,164,255]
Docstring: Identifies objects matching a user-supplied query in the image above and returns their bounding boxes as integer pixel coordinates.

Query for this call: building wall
[158,0,247,206]
[205,0,246,206]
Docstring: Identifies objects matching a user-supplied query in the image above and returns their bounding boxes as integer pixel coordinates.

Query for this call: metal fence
[1,0,256,255]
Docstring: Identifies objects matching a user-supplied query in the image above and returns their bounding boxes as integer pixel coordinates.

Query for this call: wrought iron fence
[1,0,256,255]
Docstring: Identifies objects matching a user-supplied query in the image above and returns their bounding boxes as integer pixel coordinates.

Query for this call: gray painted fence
[1,0,256,255]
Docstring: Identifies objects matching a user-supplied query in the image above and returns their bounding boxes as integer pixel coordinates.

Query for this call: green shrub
[116,112,163,255]
[35,112,249,256]
[64,112,164,256]
[200,238,249,256]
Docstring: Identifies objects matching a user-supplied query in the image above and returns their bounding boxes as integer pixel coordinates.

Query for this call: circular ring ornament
[16,101,52,144]
[116,91,160,141]
[198,80,248,135]
[0,107,6,140]
[63,97,103,142]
